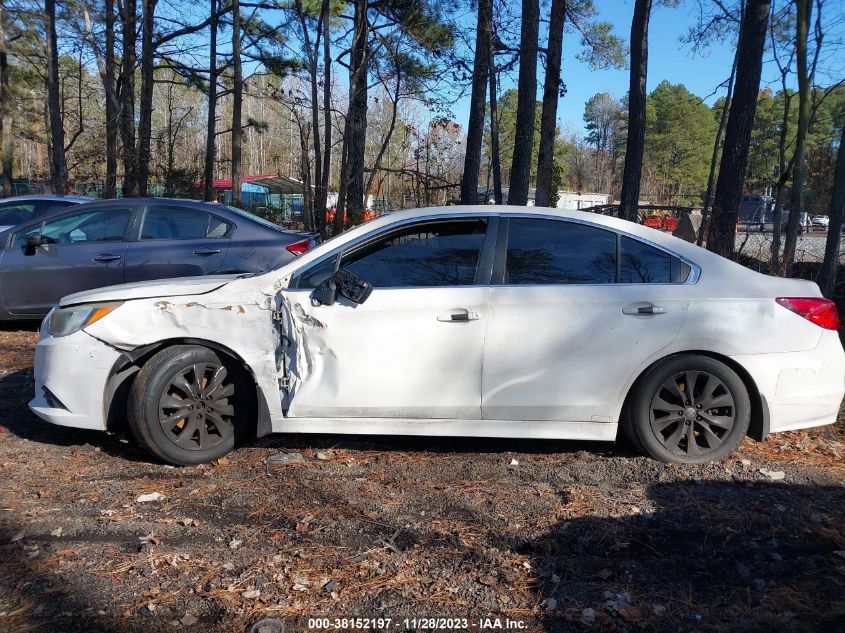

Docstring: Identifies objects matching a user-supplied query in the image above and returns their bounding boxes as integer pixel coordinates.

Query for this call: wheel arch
[103,337,272,439]
[619,350,769,443]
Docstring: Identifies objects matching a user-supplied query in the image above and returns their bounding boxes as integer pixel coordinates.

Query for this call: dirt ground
[1,324,844,633]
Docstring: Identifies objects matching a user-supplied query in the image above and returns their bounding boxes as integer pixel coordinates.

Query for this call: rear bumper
[731,331,845,434]
[28,327,121,431]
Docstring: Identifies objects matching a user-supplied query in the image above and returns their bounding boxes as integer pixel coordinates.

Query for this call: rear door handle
[194,248,222,256]
[622,304,666,316]
[437,308,480,322]
[92,254,122,262]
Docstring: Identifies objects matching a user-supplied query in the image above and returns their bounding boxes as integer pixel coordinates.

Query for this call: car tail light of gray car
[776,297,841,330]
[285,238,316,256]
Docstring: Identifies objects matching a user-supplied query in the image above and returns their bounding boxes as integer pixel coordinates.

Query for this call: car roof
[0,194,93,203]
[72,197,215,210]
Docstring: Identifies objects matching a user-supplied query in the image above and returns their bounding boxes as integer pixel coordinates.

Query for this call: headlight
[48,302,123,338]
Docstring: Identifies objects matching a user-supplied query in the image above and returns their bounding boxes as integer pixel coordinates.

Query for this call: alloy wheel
[158,363,236,451]
[649,370,736,457]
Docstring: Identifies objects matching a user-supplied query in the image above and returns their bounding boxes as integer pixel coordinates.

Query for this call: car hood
[59,275,241,307]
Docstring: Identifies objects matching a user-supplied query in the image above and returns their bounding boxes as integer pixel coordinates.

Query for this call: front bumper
[28,326,122,431]
[731,330,845,434]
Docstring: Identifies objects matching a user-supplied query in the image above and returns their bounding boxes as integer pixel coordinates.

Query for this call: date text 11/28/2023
[305,617,529,630]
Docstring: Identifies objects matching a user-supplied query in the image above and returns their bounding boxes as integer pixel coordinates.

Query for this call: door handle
[437,308,480,322]
[92,254,122,262]
[194,248,222,256]
[622,304,666,316]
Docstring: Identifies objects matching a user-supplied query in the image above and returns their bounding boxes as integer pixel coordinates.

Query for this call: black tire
[127,345,251,465]
[620,399,646,454]
[630,355,750,464]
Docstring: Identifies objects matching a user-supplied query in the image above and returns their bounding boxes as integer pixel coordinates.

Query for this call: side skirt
[271,418,618,442]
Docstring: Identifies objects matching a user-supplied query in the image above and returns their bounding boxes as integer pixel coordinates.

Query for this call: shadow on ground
[520,481,845,632]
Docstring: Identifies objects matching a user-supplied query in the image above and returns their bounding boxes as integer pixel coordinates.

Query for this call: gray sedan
[0,198,317,319]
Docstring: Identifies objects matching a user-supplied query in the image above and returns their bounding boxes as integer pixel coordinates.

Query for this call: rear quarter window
[619,236,673,283]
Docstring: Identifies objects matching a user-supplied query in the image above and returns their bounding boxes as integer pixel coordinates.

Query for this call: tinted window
[504,218,616,284]
[141,207,230,240]
[14,208,131,247]
[619,236,672,283]
[0,203,36,226]
[297,219,488,288]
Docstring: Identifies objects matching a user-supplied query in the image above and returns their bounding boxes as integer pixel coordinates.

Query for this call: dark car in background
[0,195,92,233]
[0,198,317,319]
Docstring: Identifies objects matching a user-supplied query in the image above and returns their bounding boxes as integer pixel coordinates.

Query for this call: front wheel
[628,355,751,464]
[127,345,251,465]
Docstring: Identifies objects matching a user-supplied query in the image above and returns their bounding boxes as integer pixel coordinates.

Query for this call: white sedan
[29,206,845,465]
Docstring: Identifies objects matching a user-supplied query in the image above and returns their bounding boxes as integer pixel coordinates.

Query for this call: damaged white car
[30,207,845,465]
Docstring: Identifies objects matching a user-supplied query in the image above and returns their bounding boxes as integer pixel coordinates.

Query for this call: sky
[447,0,843,137]
[450,0,740,135]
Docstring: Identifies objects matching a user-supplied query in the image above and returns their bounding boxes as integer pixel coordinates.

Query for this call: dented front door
[280,287,488,419]
[278,216,494,420]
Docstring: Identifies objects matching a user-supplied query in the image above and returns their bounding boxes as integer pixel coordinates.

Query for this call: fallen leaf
[180,613,198,626]
[618,604,643,622]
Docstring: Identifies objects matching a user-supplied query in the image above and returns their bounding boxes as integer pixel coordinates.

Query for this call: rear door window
[141,207,231,240]
[503,218,616,284]
[619,236,673,283]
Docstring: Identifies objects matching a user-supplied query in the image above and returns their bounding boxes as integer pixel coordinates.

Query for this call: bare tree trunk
[535,0,565,207]
[104,0,118,198]
[698,51,737,246]
[488,39,502,204]
[136,0,157,196]
[459,0,491,205]
[817,121,845,298]
[770,94,792,272]
[82,0,119,197]
[507,0,539,206]
[45,0,67,194]
[319,0,331,234]
[619,0,652,222]
[334,136,348,233]
[782,0,812,275]
[344,0,369,224]
[706,0,770,258]
[0,4,12,197]
[119,0,138,197]
[203,0,218,202]
[295,0,322,224]
[231,0,243,207]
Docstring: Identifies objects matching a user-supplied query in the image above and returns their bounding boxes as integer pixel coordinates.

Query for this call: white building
[477,187,611,210]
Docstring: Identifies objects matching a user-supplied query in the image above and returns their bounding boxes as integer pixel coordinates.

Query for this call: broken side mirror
[24,233,43,256]
[310,269,373,307]
[334,269,373,304]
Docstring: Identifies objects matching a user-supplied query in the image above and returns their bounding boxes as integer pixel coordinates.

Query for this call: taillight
[775,297,841,330]
[285,238,313,256]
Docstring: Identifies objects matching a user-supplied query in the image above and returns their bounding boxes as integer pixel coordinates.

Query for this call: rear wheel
[128,345,251,465]
[629,355,750,464]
